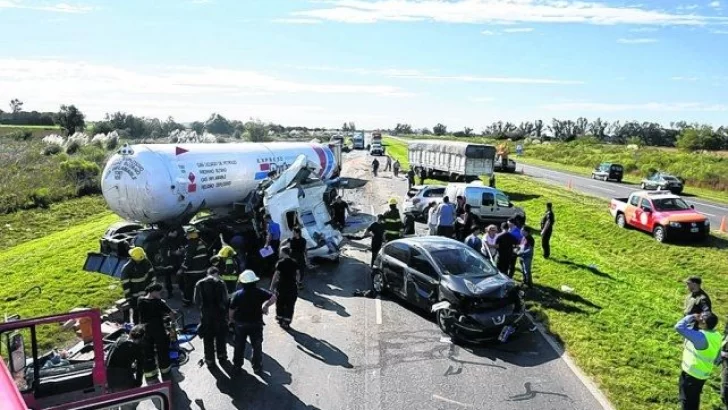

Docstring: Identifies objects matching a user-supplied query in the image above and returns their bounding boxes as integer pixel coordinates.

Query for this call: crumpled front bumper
[451,304,526,340]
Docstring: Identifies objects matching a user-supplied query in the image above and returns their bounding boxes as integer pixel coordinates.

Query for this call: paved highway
[168,150,610,410]
[516,162,728,231]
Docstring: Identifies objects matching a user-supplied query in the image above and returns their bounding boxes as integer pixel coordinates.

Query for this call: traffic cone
[720,216,727,233]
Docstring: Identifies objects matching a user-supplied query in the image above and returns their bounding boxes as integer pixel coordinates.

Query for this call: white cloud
[272,18,323,24]
[710,1,721,8]
[617,37,658,43]
[543,102,728,112]
[671,76,699,81]
[0,0,93,13]
[481,30,498,35]
[711,29,728,33]
[503,27,534,32]
[291,0,728,26]
[677,4,700,10]
[629,27,658,32]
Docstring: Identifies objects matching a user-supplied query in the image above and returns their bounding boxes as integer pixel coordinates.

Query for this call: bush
[29,188,51,208]
[7,130,33,141]
[106,136,119,151]
[42,144,62,156]
[65,140,81,155]
[60,158,101,197]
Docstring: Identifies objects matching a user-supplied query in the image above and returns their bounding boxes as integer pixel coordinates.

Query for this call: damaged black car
[372,237,525,343]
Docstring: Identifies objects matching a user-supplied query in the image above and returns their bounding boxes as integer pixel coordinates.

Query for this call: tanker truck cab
[263,154,343,262]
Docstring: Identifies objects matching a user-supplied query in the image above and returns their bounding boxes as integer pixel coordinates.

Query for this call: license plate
[691,228,699,233]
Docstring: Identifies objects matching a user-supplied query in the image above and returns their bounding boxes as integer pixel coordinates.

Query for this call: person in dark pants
[721,326,728,408]
[288,228,308,288]
[434,196,456,238]
[106,324,145,409]
[540,202,555,259]
[684,276,712,330]
[406,168,415,189]
[264,214,281,275]
[229,270,277,375]
[156,229,184,299]
[382,199,403,242]
[179,229,209,306]
[136,283,174,383]
[675,312,722,410]
[495,222,518,277]
[330,196,349,230]
[120,247,155,324]
[364,214,386,267]
[372,158,380,177]
[419,168,427,185]
[194,267,229,366]
[507,218,523,277]
[270,248,300,329]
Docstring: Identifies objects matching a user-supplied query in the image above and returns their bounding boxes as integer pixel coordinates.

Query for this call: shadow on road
[286,328,354,369]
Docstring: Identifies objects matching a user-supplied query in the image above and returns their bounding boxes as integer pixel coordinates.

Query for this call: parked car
[443,181,526,225]
[371,237,525,343]
[493,157,517,173]
[370,142,385,156]
[640,172,683,194]
[608,191,709,242]
[403,185,445,219]
[591,162,624,182]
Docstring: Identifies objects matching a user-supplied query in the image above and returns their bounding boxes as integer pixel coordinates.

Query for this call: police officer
[229,270,277,375]
[218,245,240,295]
[270,248,300,329]
[194,267,229,366]
[540,202,555,259]
[106,324,145,405]
[156,229,185,298]
[121,247,155,324]
[137,283,174,383]
[684,276,712,330]
[383,198,403,242]
[179,228,209,306]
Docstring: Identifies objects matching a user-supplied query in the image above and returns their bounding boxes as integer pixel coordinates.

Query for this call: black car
[372,237,525,343]
[591,162,624,182]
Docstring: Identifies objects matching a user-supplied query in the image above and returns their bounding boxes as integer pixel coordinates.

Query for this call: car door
[625,194,641,228]
[406,247,440,309]
[494,191,512,222]
[382,242,409,297]
[639,198,654,231]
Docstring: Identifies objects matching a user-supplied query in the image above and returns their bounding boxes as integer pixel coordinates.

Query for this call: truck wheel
[653,226,666,243]
[616,213,627,229]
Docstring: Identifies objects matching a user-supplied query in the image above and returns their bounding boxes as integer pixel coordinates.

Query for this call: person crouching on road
[675,312,722,410]
[217,245,240,295]
[179,229,209,307]
[516,227,534,288]
[383,198,404,242]
[229,270,277,375]
[194,267,229,367]
[364,214,386,267]
[137,283,175,384]
[106,324,145,408]
[121,247,155,324]
[270,248,300,329]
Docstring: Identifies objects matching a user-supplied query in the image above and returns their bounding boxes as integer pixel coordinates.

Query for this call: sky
[1,0,728,130]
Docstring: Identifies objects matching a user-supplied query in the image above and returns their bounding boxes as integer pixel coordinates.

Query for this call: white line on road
[432,394,471,408]
[690,200,728,212]
[699,211,717,217]
[375,297,382,325]
[587,185,616,193]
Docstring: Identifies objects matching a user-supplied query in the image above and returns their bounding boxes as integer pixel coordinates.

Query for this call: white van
[443,181,526,225]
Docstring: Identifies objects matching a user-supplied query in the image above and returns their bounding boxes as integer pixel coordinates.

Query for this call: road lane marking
[432,394,471,408]
[375,297,382,325]
[690,200,728,212]
[699,211,716,217]
[587,185,616,193]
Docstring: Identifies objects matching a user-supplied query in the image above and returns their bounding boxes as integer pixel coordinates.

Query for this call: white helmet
[238,269,260,284]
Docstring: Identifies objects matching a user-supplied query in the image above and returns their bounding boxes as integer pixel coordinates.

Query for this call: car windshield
[429,247,497,277]
[662,176,678,181]
[653,198,691,211]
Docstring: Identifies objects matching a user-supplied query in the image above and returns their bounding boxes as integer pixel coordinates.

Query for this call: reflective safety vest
[221,257,239,293]
[383,208,403,241]
[182,239,209,275]
[681,330,722,380]
[120,259,154,302]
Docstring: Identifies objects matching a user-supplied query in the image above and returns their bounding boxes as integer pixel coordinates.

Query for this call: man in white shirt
[426,201,438,235]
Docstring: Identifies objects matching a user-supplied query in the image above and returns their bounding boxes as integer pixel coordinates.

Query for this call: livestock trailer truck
[407,140,496,182]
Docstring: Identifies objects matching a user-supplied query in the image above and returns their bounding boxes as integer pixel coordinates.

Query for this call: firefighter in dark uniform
[178,228,209,306]
[137,283,174,383]
[106,324,145,406]
[218,245,240,295]
[194,267,229,366]
[156,229,185,298]
[406,168,416,190]
[383,198,403,242]
[121,247,155,324]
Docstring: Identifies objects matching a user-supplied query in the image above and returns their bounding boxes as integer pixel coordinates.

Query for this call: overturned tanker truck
[83,140,354,278]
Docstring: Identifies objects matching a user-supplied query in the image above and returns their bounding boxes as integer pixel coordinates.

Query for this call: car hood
[443,273,516,298]
[657,210,707,223]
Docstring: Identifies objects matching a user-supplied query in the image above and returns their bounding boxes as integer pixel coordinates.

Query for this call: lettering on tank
[254,155,300,180]
[197,160,237,190]
[110,158,145,181]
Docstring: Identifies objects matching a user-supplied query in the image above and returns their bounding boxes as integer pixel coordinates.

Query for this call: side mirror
[508,202,514,208]
[690,204,695,209]
[7,332,27,373]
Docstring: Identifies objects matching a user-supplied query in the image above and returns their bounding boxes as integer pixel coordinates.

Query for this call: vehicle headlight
[669,222,682,228]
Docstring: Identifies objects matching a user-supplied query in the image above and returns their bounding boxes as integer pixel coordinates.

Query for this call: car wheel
[616,213,627,229]
[436,306,455,334]
[372,270,386,294]
[653,225,666,243]
[617,178,622,183]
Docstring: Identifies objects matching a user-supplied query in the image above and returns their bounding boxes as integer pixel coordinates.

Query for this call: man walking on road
[270,248,300,329]
[194,267,229,366]
[393,159,401,177]
[384,155,392,172]
[364,214,386,267]
[540,202,555,259]
[229,270,276,375]
[675,312,722,410]
[406,168,415,189]
[435,196,456,238]
[287,228,308,287]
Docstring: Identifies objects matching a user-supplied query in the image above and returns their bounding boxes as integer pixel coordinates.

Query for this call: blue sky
[1,0,727,130]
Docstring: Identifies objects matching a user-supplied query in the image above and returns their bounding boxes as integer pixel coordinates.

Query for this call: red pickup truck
[609,191,710,242]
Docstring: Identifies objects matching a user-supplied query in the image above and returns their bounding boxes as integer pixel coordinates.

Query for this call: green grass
[385,137,728,410]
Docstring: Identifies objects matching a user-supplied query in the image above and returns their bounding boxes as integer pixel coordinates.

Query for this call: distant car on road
[370,142,385,156]
[640,172,683,194]
[493,158,517,173]
[371,236,525,343]
[591,162,624,182]
[403,185,445,219]
[608,191,709,242]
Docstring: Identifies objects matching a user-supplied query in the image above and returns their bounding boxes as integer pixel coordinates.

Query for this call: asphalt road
[166,150,608,410]
[515,162,728,230]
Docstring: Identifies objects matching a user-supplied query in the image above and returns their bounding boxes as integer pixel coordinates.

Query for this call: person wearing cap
[675,311,722,410]
[434,196,456,238]
[270,248,300,329]
[684,276,712,330]
[330,195,349,231]
[382,198,403,242]
[540,202,555,259]
[218,245,240,295]
[194,267,229,366]
[178,228,210,306]
[121,247,155,324]
[228,270,277,375]
[364,214,386,267]
[137,283,175,383]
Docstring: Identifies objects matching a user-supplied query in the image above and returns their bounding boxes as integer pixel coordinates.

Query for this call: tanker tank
[101,142,339,224]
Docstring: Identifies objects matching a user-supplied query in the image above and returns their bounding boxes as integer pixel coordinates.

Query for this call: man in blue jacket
[674,312,722,410]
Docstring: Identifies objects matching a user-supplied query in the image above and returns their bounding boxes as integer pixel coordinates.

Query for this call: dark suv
[591,162,624,182]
